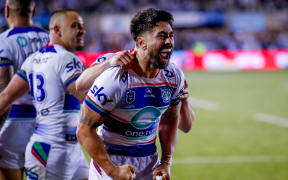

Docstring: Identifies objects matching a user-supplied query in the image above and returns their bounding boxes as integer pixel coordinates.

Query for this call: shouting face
[144,21,174,69]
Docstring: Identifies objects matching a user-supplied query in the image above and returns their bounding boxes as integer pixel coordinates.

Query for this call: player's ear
[5,4,9,19]
[136,36,147,51]
[53,25,62,37]
[31,7,36,18]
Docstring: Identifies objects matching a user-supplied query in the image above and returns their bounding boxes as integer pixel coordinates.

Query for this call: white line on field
[255,113,288,127]
[173,156,288,164]
[189,97,218,111]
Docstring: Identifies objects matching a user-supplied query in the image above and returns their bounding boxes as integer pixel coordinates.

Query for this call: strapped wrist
[160,156,172,166]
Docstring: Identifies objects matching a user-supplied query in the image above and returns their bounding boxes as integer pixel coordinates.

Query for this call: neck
[50,37,75,53]
[132,49,159,78]
[9,17,33,28]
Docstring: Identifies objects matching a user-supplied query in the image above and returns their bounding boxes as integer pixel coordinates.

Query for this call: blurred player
[0,9,88,179]
[0,0,49,179]
[77,8,186,180]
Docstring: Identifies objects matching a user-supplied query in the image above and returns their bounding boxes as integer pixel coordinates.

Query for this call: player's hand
[109,50,136,68]
[180,80,189,102]
[152,163,171,180]
[111,164,136,180]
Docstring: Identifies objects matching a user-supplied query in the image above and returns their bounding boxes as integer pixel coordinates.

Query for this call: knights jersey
[17,44,84,142]
[85,53,185,157]
[0,26,49,105]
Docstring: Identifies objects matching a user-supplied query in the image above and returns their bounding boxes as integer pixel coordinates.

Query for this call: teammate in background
[0,0,49,179]
[77,8,187,180]
[0,9,88,179]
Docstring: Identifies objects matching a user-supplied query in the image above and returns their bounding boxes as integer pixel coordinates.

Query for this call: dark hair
[7,0,35,17]
[130,8,174,41]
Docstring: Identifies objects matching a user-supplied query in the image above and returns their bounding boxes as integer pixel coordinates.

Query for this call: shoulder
[164,62,184,80]
[0,30,12,49]
[100,66,128,83]
[92,52,116,66]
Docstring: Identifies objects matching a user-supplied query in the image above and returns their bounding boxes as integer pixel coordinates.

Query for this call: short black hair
[130,8,174,41]
[7,0,35,17]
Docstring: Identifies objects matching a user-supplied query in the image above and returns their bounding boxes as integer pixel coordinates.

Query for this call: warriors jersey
[0,26,49,105]
[85,53,185,157]
[17,44,84,142]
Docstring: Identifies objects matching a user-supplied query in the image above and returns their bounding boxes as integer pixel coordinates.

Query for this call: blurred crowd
[1,0,288,51]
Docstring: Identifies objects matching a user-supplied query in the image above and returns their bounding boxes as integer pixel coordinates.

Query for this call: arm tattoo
[79,113,103,128]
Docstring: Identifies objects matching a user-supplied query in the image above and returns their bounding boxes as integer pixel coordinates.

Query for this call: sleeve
[84,67,125,115]
[170,63,185,106]
[16,57,30,83]
[0,36,14,67]
[90,53,116,66]
[57,52,85,88]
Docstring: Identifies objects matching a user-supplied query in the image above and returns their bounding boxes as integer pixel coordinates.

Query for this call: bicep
[66,81,86,102]
[5,74,29,99]
[160,103,181,127]
[0,74,29,114]
[77,103,105,137]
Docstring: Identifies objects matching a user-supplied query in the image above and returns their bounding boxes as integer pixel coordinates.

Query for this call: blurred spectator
[1,0,288,51]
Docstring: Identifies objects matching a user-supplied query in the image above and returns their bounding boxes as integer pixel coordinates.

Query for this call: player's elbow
[75,77,87,93]
[179,112,195,133]
[76,124,87,145]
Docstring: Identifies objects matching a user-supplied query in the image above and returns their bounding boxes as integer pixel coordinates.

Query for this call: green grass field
[169,71,288,180]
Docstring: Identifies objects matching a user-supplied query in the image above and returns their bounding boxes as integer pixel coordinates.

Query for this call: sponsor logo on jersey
[144,88,155,98]
[16,36,28,47]
[90,85,113,105]
[96,56,106,63]
[161,88,172,103]
[126,89,135,104]
[130,106,160,130]
[39,108,50,116]
[66,58,83,72]
[164,69,175,78]
[120,71,128,83]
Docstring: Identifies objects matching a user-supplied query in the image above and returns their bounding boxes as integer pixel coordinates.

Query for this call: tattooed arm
[76,103,136,180]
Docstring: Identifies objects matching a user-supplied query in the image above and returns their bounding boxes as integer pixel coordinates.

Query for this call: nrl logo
[126,89,135,104]
[161,88,172,103]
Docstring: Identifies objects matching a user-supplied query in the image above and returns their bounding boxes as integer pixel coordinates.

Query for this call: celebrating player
[77,8,187,180]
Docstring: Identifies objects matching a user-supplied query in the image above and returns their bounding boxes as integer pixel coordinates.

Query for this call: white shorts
[89,152,159,180]
[25,134,89,180]
[0,105,36,169]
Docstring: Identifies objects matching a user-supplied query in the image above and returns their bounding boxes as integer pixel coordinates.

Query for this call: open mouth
[159,51,172,63]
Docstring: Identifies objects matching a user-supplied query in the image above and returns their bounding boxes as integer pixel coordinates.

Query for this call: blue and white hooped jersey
[85,53,185,157]
[0,26,49,105]
[17,44,84,142]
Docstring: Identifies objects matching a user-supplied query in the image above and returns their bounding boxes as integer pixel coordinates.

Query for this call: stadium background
[1,0,288,179]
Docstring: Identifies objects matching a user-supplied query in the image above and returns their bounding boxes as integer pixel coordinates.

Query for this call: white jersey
[0,26,49,105]
[86,53,185,157]
[18,44,84,142]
